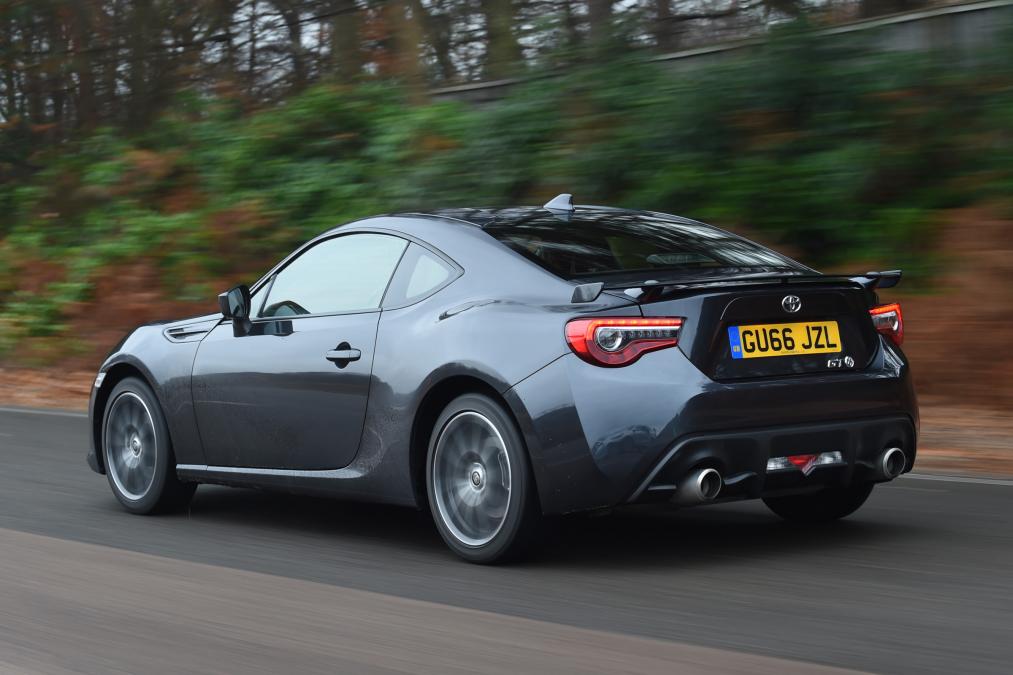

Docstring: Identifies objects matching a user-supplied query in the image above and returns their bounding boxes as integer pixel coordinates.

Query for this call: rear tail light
[870,303,903,346]
[565,317,683,366]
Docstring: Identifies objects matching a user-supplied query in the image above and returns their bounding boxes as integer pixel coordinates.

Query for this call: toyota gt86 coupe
[87,194,917,563]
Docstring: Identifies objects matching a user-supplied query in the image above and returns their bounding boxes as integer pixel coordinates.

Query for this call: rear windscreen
[483,211,804,280]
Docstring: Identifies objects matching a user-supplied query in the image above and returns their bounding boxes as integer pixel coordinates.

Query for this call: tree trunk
[561,0,580,49]
[480,0,520,80]
[49,12,66,131]
[212,0,240,86]
[587,0,613,48]
[274,2,307,91]
[21,15,44,124]
[71,1,98,130]
[387,0,426,97]
[407,0,456,82]
[249,0,259,95]
[653,0,675,52]
[101,0,122,123]
[126,0,153,128]
[330,0,363,82]
[2,16,19,120]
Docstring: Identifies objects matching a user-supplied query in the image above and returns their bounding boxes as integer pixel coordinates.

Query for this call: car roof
[405,205,710,230]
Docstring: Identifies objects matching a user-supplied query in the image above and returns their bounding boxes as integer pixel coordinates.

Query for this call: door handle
[325,347,361,363]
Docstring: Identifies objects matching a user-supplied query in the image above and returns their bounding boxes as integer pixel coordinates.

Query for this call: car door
[191,232,408,470]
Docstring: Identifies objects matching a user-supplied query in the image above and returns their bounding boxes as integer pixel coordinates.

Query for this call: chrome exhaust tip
[675,467,723,505]
[880,447,907,480]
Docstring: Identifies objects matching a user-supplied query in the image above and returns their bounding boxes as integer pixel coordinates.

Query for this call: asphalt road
[1,407,1012,674]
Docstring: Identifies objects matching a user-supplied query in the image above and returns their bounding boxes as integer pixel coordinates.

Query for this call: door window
[258,233,407,318]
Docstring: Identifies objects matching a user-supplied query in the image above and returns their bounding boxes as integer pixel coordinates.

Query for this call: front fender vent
[163,324,211,343]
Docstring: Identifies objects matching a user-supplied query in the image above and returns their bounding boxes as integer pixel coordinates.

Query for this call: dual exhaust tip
[675,447,907,505]
[879,447,907,480]
[675,467,723,505]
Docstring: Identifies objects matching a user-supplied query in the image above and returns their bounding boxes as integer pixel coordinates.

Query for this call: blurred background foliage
[1,0,1012,377]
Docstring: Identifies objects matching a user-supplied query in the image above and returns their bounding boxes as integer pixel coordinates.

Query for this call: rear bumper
[506,338,918,515]
[630,415,916,504]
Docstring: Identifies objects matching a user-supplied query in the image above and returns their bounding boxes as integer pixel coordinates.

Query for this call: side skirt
[175,463,415,506]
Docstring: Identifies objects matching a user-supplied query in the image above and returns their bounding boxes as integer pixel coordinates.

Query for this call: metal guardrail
[431,0,1013,102]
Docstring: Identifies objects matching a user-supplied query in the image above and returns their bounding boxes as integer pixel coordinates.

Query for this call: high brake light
[870,303,903,346]
[565,317,684,366]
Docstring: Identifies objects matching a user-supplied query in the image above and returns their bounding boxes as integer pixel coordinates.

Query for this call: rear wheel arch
[409,375,539,512]
[92,362,161,472]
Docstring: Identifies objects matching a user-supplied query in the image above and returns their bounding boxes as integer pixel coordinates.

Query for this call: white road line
[904,473,1013,487]
[0,406,87,418]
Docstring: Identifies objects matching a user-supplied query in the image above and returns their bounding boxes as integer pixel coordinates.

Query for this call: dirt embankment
[889,208,1013,411]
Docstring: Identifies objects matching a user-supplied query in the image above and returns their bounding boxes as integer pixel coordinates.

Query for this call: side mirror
[218,285,252,336]
[218,284,251,320]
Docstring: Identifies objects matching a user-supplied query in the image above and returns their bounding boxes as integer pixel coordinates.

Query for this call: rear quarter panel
[356,217,639,506]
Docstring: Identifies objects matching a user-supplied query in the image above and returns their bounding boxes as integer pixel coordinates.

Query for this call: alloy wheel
[432,411,512,547]
[105,391,158,501]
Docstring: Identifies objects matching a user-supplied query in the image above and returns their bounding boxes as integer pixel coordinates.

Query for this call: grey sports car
[87,194,917,563]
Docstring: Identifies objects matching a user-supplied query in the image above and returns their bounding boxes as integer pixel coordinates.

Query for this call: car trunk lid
[623,278,880,380]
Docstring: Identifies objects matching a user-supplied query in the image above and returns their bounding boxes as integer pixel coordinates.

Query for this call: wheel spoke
[128,404,141,431]
[496,453,511,491]
[125,464,138,494]
[111,413,126,439]
[477,437,500,465]
[446,433,468,464]
[465,498,484,532]
[472,504,490,534]
[452,482,472,509]
[486,479,508,505]
[465,424,481,453]
[141,445,156,474]
[111,450,125,478]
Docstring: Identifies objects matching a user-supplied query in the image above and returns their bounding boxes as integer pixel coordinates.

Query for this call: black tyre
[102,377,196,514]
[763,482,875,523]
[426,393,541,564]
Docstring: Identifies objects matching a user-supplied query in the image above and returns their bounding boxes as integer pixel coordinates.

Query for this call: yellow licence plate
[728,321,841,359]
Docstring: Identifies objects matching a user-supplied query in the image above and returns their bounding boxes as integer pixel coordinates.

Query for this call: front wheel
[763,482,874,523]
[426,394,540,564]
[102,377,196,514]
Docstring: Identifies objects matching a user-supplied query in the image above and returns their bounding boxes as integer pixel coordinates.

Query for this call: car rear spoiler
[570,270,902,303]
[857,269,903,289]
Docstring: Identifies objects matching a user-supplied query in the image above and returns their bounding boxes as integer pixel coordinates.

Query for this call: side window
[258,233,407,318]
[383,244,458,308]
